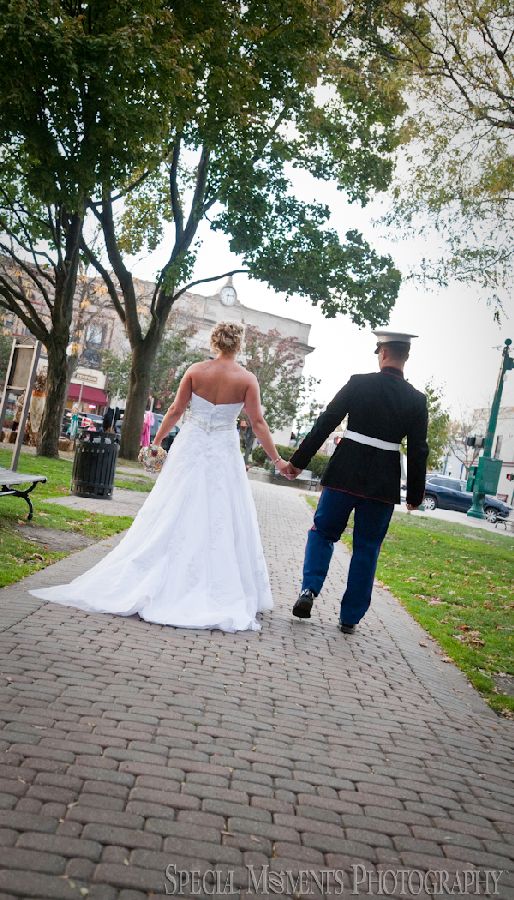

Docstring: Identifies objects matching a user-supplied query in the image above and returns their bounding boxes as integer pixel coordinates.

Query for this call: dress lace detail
[30,393,273,632]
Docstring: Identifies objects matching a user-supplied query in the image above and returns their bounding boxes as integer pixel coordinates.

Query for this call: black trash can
[71,431,119,499]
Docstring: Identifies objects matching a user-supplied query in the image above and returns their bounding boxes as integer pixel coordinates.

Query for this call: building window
[86,323,104,347]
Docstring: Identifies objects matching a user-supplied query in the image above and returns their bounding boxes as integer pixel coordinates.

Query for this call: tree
[65,266,114,388]
[151,330,205,410]
[242,325,320,456]
[0,327,11,388]
[293,377,325,444]
[384,0,514,311]
[101,351,131,403]
[244,326,304,436]
[102,324,204,411]
[399,380,450,473]
[82,0,419,458]
[0,0,179,456]
[425,382,450,471]
[447,411,485,476]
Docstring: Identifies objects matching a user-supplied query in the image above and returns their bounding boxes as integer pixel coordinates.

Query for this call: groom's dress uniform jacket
[290,367,429,507]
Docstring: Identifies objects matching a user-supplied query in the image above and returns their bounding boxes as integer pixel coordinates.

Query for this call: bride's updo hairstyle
[210,321,244,355]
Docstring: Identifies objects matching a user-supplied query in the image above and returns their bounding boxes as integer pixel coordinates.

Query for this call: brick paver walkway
[0,482,513,899]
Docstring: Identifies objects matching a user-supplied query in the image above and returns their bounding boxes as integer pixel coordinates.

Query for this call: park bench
[495,513,514,534]
[294,469,321,491]
[271,466,321,490]
[0,466,47,521]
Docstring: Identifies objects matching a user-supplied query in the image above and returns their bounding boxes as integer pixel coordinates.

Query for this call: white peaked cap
[373,330,418,352]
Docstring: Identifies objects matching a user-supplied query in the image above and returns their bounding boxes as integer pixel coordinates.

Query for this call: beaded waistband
[187,415,236,434]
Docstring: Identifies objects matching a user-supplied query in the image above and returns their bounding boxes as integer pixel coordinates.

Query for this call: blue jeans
[302,487,394,625]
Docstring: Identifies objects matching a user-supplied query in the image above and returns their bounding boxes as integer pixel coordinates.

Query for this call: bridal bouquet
[138,444,167,474]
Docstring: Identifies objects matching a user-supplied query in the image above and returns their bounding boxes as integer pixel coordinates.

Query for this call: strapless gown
[30,393,273,632]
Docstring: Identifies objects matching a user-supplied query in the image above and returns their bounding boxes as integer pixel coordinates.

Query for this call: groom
[286,331,429,633]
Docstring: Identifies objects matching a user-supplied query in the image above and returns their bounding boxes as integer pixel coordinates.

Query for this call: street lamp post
[467,338,514,519]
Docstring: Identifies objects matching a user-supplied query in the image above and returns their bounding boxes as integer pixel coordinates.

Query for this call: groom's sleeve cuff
[289,448,306,469]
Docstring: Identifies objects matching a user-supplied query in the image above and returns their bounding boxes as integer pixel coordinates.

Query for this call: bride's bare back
[190,358,251,406]
[153,351,287,473]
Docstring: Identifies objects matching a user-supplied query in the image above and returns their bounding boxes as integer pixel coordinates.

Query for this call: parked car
[150,413,164,443]
[114,414,179,450]
[61,410,103,436]
[424,475,512,523]
[149,415,181,449]
[162,425,180,451]
[81,413,104,432]
[114,412,161,440]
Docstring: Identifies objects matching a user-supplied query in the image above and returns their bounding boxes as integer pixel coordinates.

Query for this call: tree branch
[79,237,126,324]
[172,269,249,302]
[55,211,83,323]
[169,134,184,243]
[90,169,155,207]
[153,145,212,317]
[0,187,52,236]
[0,225,55,284]
[0,202,57,280]
[182,145,211,247]
[0,275,49,341]
[97,195,142,344]
[0,241,53,311]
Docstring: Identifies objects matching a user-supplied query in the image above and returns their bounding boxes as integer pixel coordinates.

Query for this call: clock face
[220,286,236,306]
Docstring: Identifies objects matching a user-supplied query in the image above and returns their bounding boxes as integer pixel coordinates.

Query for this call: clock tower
[219,277,238,307]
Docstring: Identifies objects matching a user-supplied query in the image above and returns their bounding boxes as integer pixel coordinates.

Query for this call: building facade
[119,277,313,445]
[3,273,314,443]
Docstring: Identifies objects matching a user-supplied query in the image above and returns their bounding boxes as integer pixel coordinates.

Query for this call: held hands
[273,457,291,477]
[273,459,302,481]
[285,462,302,480]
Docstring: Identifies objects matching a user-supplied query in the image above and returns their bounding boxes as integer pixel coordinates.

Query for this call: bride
[30,322,290,632]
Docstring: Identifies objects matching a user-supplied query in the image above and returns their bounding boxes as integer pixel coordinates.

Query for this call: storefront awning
[68,383,109,405]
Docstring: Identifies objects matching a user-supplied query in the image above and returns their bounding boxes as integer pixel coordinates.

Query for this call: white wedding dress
[30,393,273,632]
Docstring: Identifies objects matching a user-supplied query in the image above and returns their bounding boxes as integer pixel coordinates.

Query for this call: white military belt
[344,429,400,452]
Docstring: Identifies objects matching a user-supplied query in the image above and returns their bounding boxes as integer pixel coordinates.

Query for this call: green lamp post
[467,338,514,519]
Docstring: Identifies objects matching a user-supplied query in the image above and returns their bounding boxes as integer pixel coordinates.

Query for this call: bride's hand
[274,457,290,476]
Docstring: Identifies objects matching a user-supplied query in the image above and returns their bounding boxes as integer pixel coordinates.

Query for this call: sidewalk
[394,503,514,537]
[44,487,149,518]
[0,482,513,899]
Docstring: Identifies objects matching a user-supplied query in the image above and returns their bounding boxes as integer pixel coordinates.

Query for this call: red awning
[68,383,109,405]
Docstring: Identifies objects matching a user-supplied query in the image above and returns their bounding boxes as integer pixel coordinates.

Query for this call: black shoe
[338,621,356,634]
[293,589,315,619]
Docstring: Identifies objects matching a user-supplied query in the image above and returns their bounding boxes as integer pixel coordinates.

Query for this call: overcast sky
[131,170,514,421]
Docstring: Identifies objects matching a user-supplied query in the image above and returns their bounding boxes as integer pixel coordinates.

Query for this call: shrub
[309,453,330,478]
[251,446,266,466]
[275,444,295,461]
[252,443,295,468]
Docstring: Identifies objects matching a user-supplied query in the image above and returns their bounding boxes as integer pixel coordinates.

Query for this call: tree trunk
[37,339,69,457]
[120,339,159,460]
[36,210,84,458]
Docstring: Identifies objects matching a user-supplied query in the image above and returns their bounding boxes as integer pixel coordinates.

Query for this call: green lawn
[306,497,514,716]
[0,450,140,588]
[0,449,154,497]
